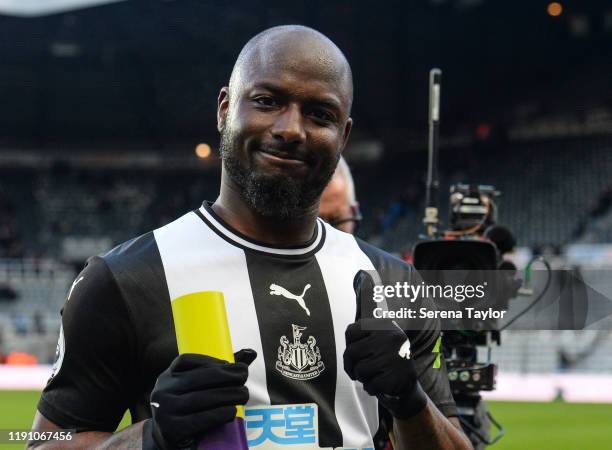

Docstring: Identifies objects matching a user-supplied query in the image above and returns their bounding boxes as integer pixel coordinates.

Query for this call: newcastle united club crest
[276,324,325,380]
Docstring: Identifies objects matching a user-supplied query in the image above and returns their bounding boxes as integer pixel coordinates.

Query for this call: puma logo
[392,320,412,359]
[398,339,411,359]
[269,283,311,316]
[67,276,84,301]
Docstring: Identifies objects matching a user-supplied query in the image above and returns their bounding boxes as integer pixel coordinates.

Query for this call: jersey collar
[195,201,326,257]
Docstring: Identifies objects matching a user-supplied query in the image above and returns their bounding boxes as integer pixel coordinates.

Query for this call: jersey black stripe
[244,251,343,447]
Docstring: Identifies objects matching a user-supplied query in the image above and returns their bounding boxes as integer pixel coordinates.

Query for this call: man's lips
[256,148,307,166]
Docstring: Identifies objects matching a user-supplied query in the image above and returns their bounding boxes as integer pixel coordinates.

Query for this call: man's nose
[270,104,306,144]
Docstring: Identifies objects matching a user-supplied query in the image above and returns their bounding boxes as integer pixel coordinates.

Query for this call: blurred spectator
[379,186,419,233]
[33,311,46,335]
[0,189,24,257]
[0,283,18,301]
[571,185,612,239]
[12,313,28,335]
[590,186,612,218]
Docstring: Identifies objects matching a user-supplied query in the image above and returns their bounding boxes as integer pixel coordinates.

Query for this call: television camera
[412,70,522,448]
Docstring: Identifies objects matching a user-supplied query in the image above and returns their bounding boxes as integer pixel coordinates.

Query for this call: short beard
[219,128,338,220]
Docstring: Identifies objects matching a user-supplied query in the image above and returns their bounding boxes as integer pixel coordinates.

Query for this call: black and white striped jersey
[39,202,457,449]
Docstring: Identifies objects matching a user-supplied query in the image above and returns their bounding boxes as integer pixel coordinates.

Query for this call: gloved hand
[344,320,428,420]
[145,349,257,450]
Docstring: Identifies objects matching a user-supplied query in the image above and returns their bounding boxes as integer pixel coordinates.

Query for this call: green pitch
[484,400,612,450]
[0,391,131,449]
[0,391,610,449]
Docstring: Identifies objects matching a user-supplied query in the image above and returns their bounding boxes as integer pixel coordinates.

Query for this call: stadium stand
[488,330,612,375]
[573,189,612,243]
[0,179,26,258]
[366,137,612,252]
[0,258,73,363]
[1,137,612,369]
[1,137,612,258]
[0,167,219,257]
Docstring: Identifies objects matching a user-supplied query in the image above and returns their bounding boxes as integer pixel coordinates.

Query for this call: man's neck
[212,175,320,246]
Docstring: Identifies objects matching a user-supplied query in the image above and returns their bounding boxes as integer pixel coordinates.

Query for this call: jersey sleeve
[409,324,458,418]
[405,266,458,418]
[354,238,458,419]
[38,256,138,432]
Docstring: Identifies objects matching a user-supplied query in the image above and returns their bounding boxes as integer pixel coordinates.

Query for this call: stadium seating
[363,138,612,252]
[1,138,611,257]
[0,258,74,363]
[1,137,612,366]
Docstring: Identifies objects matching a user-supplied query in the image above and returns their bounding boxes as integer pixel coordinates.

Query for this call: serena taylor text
[373,307,507,320]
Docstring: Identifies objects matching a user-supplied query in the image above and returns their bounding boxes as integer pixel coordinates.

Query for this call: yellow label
[171,291,243,418]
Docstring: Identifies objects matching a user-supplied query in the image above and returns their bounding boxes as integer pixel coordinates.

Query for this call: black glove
[344,320,428,419]
[144,349,257,450]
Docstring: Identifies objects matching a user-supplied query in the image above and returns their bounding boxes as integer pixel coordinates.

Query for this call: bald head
[216,26,355,222]
[229,25,353,113]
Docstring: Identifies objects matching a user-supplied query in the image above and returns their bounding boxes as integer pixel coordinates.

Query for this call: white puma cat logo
[398,339,411,359]
[392,320,412,359]
[67,276,84,301]
[269,283,311,316]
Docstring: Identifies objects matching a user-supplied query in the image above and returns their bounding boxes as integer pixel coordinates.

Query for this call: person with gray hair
[319,156,362,234]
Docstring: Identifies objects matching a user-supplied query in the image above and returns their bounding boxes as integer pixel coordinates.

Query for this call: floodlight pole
[424,68,442,238]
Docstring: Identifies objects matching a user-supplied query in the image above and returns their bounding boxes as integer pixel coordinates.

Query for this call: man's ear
[341,117,353,151]
[217,87,230,133]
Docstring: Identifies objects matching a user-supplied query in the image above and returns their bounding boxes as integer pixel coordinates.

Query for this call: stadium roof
[0,0,125,17]
[0,0,610,153]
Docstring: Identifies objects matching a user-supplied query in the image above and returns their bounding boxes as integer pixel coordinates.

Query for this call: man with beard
[29,26,471,450]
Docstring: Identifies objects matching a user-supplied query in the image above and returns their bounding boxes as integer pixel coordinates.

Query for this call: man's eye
[253,96,277,107]
[310,109,335,122]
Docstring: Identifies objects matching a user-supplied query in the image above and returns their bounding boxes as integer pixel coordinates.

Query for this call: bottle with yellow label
[172,291,248,449]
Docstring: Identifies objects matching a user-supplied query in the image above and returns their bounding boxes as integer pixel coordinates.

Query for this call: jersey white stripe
[199,205,323,256]
[153,212,271,407]
[315,223,379,447]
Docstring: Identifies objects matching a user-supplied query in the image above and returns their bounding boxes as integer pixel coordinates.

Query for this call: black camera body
[449,184,499,232]
[413,238,502,393]
[414,183,517,448]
